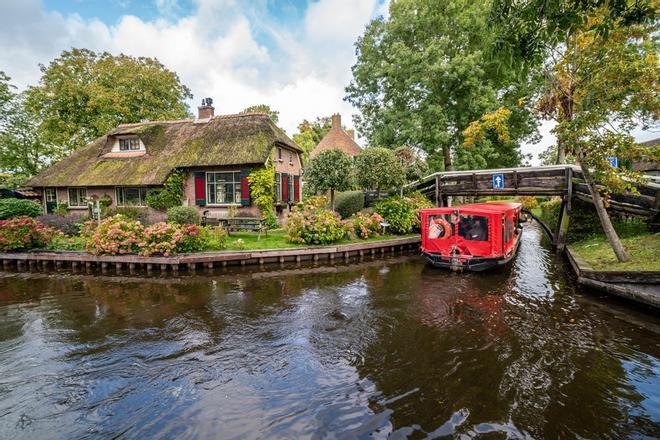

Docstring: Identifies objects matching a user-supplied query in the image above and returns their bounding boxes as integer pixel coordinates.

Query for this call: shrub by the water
[105,206,149,224]
[167,206,201,225]
[375,196,417,234]
[335,191,364,219]
[85,215,144,255]
[198,226,228,250]
[141,222,204,256]
[0,217,58,251]
[0,198,43,219]
[285,197,346,245]
[515,196,538,210]
[405,191,433,228]
[346,211,384,239]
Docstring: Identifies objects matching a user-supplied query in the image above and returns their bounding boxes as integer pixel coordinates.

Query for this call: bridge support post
[555,168,573,251]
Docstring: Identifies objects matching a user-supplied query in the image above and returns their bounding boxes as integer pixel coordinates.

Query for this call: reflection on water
[0,223,658,439]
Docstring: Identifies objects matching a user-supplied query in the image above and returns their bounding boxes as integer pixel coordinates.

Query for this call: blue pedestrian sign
[607,156,618,168]
[493,173,504,190]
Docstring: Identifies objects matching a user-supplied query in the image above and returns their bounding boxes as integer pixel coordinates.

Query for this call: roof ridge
[117,119,192,128]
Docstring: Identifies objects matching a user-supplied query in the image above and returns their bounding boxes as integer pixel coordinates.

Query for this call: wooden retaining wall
[0,237,421,274]
[565,245,660,308]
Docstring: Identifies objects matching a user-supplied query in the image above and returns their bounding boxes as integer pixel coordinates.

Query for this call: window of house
[288,175,294,201]
[116,187,148,206]
[275,173,281,201]
[288,152,293,164]
[278,148,282,161]
[207,172,241,205]
[68,188,87,207]
[119,137,141,151]
[45,188,57,203]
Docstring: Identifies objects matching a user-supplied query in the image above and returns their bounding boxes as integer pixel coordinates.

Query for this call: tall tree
[241,104,279,124]
[394,145,428,183]
[25,48,192,155]
[346,0,536,171]
[354,147,406,195]
[291,116,333,161]
[304,149,353,210]
[493,3,659,261]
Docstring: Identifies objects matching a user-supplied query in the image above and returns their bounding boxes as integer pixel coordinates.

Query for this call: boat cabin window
[458,215,488,241]
[427,214,454,239]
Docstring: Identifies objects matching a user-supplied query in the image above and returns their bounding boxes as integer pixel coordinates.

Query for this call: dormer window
[119,137,141,151]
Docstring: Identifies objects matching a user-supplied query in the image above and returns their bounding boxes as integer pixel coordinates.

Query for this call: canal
[0,223,658,439]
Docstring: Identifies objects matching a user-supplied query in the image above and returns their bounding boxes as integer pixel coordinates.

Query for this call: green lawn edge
[569,231,660,272]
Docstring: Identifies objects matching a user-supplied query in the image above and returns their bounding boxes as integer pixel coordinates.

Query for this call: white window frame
[113,136,145,153]
[68,187,87,208]
[115,186,148,207]
[44,188,58,203]
[205,171,242,206]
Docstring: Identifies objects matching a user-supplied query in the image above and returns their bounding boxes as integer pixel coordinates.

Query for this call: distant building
[632,137,660,176]
[309,114,361,159]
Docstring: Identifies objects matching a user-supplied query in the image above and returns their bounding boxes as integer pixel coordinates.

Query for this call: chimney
[331,113,341,129]
[346,128,355,140]
[197,97,214,120]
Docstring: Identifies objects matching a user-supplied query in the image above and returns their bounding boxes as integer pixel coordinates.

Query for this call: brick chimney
[197,97,214,120]
[331,113,341,129]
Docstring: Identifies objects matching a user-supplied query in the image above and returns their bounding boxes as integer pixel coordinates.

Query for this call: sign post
[492,173,504,190]
[607,156,618,168]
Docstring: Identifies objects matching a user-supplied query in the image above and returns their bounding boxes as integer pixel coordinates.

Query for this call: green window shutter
[194,172,206,206]
[240,169,250,206]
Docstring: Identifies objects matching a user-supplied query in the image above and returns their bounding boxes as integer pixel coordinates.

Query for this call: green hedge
[0,198,43,219]
[167,206,201,225]
[335,191,364,219]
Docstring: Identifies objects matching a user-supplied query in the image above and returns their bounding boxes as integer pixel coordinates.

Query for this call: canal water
[0,223,658,439]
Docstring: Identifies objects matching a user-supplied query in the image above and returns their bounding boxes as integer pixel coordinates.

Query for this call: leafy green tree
[394,145,428,183]
[346,0,537,171]
[241,104,279,124]
[24,48,192,155]
[354,147,405,195]
[304,149,353,210]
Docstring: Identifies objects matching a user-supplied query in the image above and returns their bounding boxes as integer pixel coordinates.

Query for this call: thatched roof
[310,114,361,159]
[27,113,301,187]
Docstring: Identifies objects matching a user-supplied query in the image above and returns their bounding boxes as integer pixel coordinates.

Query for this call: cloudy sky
[0,0,656,165]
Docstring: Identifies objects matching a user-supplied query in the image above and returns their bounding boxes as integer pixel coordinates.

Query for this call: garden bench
[202,216,267,235]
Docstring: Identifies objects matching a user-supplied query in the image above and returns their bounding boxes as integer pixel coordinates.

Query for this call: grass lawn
[570,231,660,271]
[223,229,417,251]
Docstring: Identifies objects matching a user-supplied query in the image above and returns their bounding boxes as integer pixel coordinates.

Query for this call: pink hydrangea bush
[285,199,347,245]
[140,222,204,256]
[347,211,384,239]
[85,215,144,255]
[0,216,59,251]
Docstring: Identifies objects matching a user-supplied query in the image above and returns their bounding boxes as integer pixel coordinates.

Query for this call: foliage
[241,105,279,124]
[354,147,405,192]
[0,217,58,251]
[515,196,538,210]
[375,196,418,235]
[335,191,365,219]
[405,191,434,228]
[571,226,659,271]
[292,116,333,161]
[0,72,59,178]
[145,170,186,211]
[248,166,277,228]
[37,214,84,236]
[84,215,144,255]
[0,198,43,219]
[47,235,85,251]
[167,206,201,225]
[24,48,192,154]
[304,149,354,209]
[346,0,537,171]
[198,226,228,250]
[394,146,429,183]
[105,206,149,224]
[456,107,529,169]
[141,222,203,256]
[284,199,347,245]
[346,211,384,239]
[53,203,69,216]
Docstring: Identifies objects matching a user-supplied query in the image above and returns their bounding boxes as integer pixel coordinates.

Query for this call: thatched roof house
[27,100,304,217]
[309,114,361,159]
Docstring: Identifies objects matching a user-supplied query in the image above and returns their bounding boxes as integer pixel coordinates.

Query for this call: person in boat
[466,217,487,241]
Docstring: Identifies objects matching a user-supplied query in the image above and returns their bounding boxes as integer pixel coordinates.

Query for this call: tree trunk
[556,138,566,165]
[330,188,335,211]
[443,146,452,171]
[579,157,629,262]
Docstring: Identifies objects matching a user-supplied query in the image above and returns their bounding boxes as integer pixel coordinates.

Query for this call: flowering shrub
[141,222,184,256]
[375,196,417,234]
[405,191,433,228]
[346,211,384,239]
[85,215,144,255]
[285,199,346,245]
[0,217,58,251]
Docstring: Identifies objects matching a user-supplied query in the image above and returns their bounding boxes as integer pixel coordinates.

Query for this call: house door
[44,188,57,213]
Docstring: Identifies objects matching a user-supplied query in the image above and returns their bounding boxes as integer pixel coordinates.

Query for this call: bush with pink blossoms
[140,222,205,256]
[0,216,59,251]
[85,215,144,255]
[346,211,384,239]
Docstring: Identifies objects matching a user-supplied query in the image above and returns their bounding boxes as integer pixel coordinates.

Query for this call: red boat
[419,202,523,271]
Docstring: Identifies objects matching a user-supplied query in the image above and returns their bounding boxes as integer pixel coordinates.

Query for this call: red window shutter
[293,176,300,202]
[282,174,288,201]
[194,172,206,206]
[240,170,250,206]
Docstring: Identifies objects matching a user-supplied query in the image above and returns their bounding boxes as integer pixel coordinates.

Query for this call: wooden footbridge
[407,164,660,249]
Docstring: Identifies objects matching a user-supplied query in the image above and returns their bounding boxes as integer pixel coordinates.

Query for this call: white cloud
[0,0,385,138]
